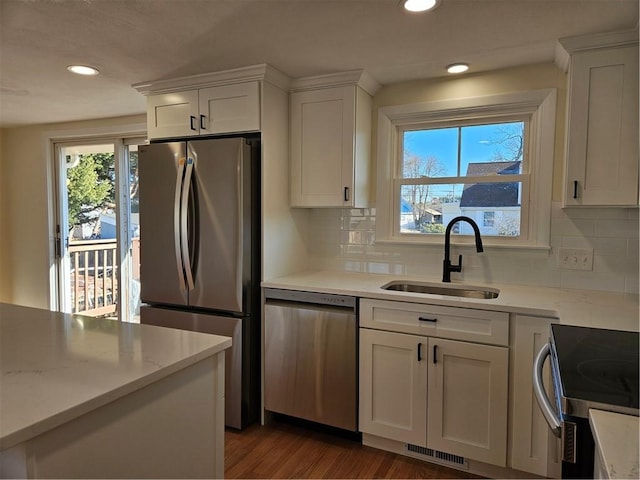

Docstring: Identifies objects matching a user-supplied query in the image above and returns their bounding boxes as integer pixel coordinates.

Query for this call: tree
[489,123,524,162]
[66,155,111,233]
[403,152,445,230]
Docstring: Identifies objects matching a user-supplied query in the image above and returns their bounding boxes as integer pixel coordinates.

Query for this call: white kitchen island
[0,303,231,479]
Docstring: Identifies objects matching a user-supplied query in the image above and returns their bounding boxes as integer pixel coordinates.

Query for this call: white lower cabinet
[359,328,427,446]
[359,325,508,467]
[427,337,508,467]
[509,315,559,477]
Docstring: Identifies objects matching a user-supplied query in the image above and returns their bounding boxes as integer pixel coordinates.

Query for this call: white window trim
[376,89,556,250]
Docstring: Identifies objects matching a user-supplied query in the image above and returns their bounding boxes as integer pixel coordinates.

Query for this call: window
[376,89,557,249]
[399,120,526,237]
[483,211,495,228]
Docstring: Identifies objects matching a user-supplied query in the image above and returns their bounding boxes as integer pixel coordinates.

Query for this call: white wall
[307,204,639,294]
[0,115,146,308]
[307,63,639,295]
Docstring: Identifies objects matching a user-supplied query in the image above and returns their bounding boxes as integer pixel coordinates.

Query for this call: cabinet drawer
[360,299,509,346]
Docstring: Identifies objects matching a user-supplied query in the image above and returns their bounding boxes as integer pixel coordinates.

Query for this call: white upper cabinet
[290,71,380,207]
[145,82,260,140]
[132,65,281,140]
[557,30,639,206]
[146,90,200,139]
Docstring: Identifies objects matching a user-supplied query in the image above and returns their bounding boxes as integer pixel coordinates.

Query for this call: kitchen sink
[381,280,500,299]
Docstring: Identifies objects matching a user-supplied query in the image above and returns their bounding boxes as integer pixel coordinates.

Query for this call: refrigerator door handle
[174,157,187,291]
[181,153,196,291]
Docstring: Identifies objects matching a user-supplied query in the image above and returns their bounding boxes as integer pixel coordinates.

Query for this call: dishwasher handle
[533,343,562,437]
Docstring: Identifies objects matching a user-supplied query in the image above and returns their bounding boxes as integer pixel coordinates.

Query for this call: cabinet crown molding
[132,64,291,95]
[290,70,381,96]
[554,29,639,72]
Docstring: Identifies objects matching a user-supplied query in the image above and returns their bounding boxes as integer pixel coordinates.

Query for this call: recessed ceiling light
[446,63,469,74]
[67,65,100,76]
[401,0,440,13]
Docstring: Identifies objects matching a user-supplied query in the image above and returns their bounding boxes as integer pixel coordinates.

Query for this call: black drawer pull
[433,344,438,364]
[573,180,578,199]
[418,343,422,362]
[189,115,197,131]
[200,114,206,130]
[343,187,349,202]
[418,316,437,323]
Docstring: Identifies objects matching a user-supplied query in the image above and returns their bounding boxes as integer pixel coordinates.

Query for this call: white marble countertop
[590,409,639,479]
[0,303,231,451]
[262,270,639,331]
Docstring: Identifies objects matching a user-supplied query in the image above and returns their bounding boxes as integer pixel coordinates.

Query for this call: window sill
[374,237,552,253]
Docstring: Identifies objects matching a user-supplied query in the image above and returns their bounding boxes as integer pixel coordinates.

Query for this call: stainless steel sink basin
[381,281,499,299]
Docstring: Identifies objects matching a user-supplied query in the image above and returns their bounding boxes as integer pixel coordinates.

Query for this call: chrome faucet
[443,216,484,283]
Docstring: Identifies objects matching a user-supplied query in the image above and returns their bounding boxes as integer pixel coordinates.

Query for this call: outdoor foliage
[66,154,112,229]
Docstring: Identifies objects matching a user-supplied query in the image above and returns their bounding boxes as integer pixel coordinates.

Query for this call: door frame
[45,123,146,319]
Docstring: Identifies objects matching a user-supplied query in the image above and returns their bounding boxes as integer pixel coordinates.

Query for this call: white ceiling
[1,0,637,128]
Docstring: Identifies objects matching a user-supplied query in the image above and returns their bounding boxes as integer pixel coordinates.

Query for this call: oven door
[533,343,595,479]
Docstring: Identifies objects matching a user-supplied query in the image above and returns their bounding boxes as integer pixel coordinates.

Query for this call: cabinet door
[565,45,639,206]
[510,315,559,477]
[199,82,260,135]
[359,328,427,446]
[147,90,199,139]
[290,86,356,207]
[427,338,508,467]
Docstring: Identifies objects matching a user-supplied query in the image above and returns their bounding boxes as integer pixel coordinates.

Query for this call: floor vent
[405,444,469,470]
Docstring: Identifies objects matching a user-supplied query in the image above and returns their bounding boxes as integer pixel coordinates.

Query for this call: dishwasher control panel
[264,288,356,310]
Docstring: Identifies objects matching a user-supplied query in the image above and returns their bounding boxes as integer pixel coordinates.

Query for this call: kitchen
[1,0,638,479]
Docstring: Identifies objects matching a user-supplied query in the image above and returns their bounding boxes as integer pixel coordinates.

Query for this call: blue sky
[403,121,523,177]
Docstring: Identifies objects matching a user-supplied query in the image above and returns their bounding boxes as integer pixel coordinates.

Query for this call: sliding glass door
[54,137,143,322]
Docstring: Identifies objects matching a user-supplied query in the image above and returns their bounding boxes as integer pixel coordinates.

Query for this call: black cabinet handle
[573,180,578,199]
[189,115,197,131]
[200,114,206,130]
[343,187,350,202]
[433,344,438,364]
[418,316,437,323]
[418,343,422,362]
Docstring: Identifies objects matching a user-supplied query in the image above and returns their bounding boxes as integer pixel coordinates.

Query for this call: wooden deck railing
[69,239,118,316]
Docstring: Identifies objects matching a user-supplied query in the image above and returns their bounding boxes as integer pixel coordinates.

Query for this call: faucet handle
[450,254,463,273]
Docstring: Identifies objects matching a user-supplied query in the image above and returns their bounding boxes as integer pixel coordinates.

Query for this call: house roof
[460,161,521,208]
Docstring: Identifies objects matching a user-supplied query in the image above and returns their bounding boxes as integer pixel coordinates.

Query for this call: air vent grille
[405,444,469,470]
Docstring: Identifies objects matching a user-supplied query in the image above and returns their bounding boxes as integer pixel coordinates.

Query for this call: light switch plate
[558,247,594,271]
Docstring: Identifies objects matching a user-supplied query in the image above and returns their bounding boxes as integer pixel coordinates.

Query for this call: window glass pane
[403,128,458,178]
[400,182,521,236]
[461,122,524,176]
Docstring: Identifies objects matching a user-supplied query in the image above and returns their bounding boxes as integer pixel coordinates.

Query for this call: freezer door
[138,142,189,307]
[140,306,244,429]
[188,138,251,313]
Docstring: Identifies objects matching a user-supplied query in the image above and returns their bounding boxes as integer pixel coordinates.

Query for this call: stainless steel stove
[534,324,639,478]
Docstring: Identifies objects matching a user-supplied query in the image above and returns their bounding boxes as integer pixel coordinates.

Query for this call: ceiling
[1,0,638,128]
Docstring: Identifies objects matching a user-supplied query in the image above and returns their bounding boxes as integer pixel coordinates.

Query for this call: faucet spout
[442,216,484,283]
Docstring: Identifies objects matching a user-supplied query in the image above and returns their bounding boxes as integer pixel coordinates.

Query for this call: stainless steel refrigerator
[138,135,260,430]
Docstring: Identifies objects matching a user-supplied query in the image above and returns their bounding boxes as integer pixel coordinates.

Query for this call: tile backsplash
[308,202,639,294]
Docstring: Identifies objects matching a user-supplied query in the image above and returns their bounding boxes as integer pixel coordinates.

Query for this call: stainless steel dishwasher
[264,288,357,432]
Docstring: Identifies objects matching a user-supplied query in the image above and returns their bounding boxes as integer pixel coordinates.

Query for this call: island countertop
[0,303,231,451]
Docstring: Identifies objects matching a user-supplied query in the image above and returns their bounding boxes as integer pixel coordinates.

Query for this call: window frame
[376,89,557,250]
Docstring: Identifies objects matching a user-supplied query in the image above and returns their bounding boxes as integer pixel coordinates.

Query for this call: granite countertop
[262,270,639,331]
[0,303,231,451]
[590,409,639,479]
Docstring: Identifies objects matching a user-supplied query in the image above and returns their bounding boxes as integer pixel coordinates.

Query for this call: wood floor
[225,417,484,479]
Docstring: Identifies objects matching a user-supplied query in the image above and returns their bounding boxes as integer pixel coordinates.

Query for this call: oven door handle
[533,343,562,437]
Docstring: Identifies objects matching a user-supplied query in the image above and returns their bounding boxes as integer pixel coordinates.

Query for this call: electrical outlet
[558,247,594,271]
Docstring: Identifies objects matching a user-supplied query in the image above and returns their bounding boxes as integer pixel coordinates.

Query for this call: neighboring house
[400,199,442,232]
[458,161,521,236]
[99,212,140,239]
